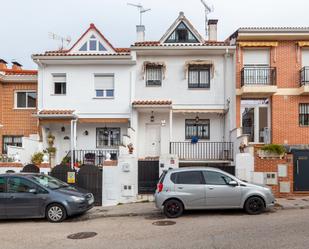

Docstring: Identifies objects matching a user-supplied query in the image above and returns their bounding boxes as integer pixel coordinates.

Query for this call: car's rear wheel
[163,199,184,218]
[46,204,67,222]
[244,196,265,215]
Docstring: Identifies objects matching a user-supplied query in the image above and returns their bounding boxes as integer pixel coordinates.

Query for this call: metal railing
[241,67,276,86]
[169,142,233,161]
[67,149,119,166]
[300,67,309,86]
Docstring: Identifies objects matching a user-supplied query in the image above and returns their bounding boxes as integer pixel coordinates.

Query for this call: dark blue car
[0,173,94,222]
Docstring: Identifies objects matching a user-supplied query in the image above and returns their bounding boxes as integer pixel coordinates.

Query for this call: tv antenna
[200,0,214,37]
[127,3,151,25]
[48,32,71,50]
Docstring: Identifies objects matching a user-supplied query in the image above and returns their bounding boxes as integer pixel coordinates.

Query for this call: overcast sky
[1,0,309,68]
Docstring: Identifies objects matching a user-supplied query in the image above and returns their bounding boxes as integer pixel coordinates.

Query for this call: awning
[172,109,225,114]
[142,61,167,79]
[238,42,278,47]
[78,118,129,123]
[298,41,309,47]
[184,60,214,79]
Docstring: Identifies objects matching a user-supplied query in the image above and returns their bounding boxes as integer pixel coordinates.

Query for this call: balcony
[299,67,309,95]
[238,67,277,97]
[169,142,233,161]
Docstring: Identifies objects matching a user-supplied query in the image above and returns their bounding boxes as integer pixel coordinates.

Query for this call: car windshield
[30,175,69,190]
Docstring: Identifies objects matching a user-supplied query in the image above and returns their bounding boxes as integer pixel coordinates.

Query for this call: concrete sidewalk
[276,196,309,210]
[77,196,309,221]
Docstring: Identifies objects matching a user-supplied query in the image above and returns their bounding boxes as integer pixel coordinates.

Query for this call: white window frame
[94,74,115,99]
[52,73,67,96]
[14,90,37,109]
[79,36,107,52]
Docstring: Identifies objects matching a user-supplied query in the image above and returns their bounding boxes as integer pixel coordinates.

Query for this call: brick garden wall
[254,146,294,197]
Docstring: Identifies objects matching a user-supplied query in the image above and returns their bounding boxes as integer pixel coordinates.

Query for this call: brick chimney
[11,61,22,70]
[208,19,218,41]
[0,59,8,70]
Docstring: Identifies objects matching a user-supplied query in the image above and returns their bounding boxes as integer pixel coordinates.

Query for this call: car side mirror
[228,181,238,187]
[29,189,37,194]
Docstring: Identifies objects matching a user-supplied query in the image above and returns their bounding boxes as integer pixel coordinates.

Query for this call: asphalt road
[1,208,309,249]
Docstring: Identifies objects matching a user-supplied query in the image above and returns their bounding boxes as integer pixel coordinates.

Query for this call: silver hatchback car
[155,167,275,218]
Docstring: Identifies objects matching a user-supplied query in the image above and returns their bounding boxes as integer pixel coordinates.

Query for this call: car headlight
[71,196,86,202]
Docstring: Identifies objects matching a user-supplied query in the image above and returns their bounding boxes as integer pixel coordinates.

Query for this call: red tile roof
[34,24,131,57]
[133,41,229,47]
[69,23,116,53]
[132,100,172,105]
[33,52,130,56]
[39,110,75,115]
[0,68,37,75]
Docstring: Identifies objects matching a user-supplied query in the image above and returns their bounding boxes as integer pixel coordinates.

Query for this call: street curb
[73,211,161,221]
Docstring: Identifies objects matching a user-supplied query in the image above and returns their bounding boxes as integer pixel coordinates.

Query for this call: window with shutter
[53,74,66,95]
[94,74,114,98]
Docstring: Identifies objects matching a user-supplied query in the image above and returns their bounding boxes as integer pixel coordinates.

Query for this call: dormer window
[79,35,107,52]
[165,22,199,43]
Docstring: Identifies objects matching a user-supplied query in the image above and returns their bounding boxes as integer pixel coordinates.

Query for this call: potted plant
[46,147,56,156]
[127,143,134,154]
[31,152,44,165]
[258,144,286,159]
[61,155,71,166]
[47,133,55,147]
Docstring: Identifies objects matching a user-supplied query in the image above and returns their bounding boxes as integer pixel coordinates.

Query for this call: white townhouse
[32,12,237,205]
[131,12,236,191]
[32,24,137,205]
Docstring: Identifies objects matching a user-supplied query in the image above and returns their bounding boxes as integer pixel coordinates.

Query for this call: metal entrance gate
[50,164,102,205]
[138,160,159,194]
[293,150,309,191]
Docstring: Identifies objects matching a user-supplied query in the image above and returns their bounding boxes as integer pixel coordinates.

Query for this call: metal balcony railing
[300,67,309,86]
[169,142,233,161]
[241,67,276,86]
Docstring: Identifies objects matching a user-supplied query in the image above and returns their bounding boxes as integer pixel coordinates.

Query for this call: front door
[293,150,309,191]
[0,176,6,218]
[6,177,43,218]
[145,124,161,157]
[203,171,242,208]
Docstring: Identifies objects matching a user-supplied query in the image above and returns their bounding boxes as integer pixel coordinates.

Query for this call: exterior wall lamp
[195,115,200,123]
[150,111,155,122]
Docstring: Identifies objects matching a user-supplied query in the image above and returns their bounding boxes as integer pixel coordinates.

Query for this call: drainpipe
[70,118,78,170]
[223,49,228,142]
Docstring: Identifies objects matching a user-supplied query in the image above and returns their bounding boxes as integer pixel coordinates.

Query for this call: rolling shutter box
[94,75,114,89]
[243,49,270,66]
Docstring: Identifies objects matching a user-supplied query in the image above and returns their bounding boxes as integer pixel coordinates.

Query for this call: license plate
[88,198,94,205]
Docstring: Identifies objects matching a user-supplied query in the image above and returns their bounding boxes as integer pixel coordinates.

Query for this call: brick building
[230,28,309,195]
[0,59,38,157]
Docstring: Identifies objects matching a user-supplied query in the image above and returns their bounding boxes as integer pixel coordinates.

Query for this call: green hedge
[261,144,285,155]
